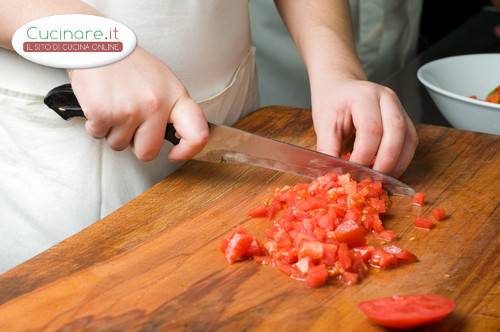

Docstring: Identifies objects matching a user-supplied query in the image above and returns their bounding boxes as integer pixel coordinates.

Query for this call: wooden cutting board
[0,107,498,331]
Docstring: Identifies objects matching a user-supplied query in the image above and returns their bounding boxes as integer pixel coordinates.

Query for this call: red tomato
[374,230,398,243]
[412,192,426,206]
[321,243,338,265]
[248,205,268,218]
[369,249,398,269]
[223,230,255,264]
[341,271,359,285]
[384,245,417,264]
[352,246,374,263]
[334,220,366,247]
[358,294,455,329]
[306,264,328,287]
[431,208,446,221]
[338,243,352,270]
[223,172,421,287]
[299,241,324,259]
[415,216,435,229]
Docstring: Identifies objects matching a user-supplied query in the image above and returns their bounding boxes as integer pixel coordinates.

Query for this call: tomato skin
[415,216,435,229]
[334,220,366,247]
[431,208,446,221]
[412,192,426,206]
[358,294,455,329]
[306,264,328,288]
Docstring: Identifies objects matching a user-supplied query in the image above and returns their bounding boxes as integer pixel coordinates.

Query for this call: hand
[311,78,418,177]
[68,47,209,161]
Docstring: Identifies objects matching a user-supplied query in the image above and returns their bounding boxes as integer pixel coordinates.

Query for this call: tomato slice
[358,294,455,329]
[431,208,446,221]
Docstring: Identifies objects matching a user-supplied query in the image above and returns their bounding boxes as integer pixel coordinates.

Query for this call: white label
[12,14,137,69]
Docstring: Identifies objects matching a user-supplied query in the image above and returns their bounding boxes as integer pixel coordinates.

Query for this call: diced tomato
[358,294,455,329]
[223,230,255,264]
[317,215,335,231]
[431,208,446,221]
[338,243,352,270]
[246,239,263,257]
[321,243,338,265]
[223,171,427,288]
[313,228,327,242]
[375,230,398,243]
[295,257,312,274]
[352,246,375,263]
[412,192,426,206]
[341,271,359,285]
[299,241,324,259]
[415,216,435,229]
[248,205,268,218]
[306,264,328,288]
[369,249,398,269]
[384,245,417,264]
[334,220,366,247]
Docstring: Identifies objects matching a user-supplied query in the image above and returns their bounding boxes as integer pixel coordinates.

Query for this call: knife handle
[43,84,180,145]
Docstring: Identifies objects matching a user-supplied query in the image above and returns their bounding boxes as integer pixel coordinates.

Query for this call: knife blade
[44,84,415,196]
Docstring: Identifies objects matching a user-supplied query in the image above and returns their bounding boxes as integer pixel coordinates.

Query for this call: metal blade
[193,124,415,196]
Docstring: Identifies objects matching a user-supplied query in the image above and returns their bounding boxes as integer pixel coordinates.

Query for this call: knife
[44,84,415,196]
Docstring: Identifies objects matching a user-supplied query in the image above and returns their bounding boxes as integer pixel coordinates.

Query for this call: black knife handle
[43,83,180,145]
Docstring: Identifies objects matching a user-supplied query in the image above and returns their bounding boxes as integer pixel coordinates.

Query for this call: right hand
[68,47,209,161]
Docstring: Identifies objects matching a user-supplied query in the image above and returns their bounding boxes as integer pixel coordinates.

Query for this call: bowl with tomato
[417,54,500,135]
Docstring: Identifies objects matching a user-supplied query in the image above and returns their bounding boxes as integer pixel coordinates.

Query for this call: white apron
[0,0,258,272]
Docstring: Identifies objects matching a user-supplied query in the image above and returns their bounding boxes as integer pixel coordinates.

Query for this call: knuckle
[136,148,159,162]
[383,86,397,97]
[143,92,163,112]
[192,129,209,147]
[107,137,128,151]
[391,114,407,132]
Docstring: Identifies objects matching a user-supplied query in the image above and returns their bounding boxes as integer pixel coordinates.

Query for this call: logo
[12,14,137,69]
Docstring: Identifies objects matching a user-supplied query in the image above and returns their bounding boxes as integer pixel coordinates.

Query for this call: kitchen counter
[0,107,498,331]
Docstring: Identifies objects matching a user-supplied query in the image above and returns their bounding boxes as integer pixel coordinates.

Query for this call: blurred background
[250,0,500,126]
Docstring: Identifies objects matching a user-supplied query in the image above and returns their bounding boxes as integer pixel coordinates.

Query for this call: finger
[106,119,141,151]
[391,114,418,177]
[132,114,167,161]
[85,119,112,139]
[168,95,209,161]
[315,108,353,157]
[372,91,407,174]
[349,97,383,166]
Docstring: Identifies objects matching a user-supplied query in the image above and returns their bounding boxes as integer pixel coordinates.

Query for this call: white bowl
[417,54,500,135]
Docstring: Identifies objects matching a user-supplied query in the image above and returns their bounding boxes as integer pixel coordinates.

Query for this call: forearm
[0,0,99,49]
[274,0,366,88]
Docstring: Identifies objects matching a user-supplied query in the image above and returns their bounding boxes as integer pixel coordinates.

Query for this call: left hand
[311,77,418,178]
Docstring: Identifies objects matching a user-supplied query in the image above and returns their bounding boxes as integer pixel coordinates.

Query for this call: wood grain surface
[0,107,498,332]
